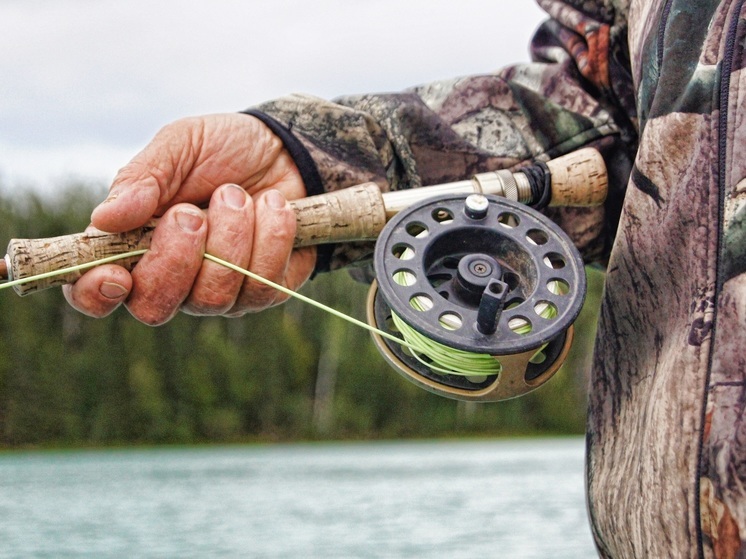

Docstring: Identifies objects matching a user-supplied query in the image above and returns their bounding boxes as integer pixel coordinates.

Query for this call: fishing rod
[0,147,607,402]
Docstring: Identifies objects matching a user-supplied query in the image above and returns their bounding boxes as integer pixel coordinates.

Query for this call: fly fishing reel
[367,193,586,402]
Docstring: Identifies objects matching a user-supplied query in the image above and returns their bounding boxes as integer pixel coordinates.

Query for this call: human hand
[63,113,316,324]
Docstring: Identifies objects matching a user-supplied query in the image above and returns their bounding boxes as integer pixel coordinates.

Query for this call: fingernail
[222,184,247,209]
[100,281,128,300]
[266,189,287,210]
[176,209,204,232]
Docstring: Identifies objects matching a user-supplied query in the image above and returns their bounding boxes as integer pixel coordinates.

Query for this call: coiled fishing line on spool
[384,222,565,383]
[388,255,502,380]
[390,313,501,379]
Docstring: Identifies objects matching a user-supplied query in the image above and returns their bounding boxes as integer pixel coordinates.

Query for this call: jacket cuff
[241,109,334,274]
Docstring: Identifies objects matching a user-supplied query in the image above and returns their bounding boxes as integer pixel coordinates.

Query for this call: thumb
[91,122,194,232]
[90,167,162,233]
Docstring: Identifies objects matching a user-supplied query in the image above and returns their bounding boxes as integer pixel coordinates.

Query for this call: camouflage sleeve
[251,0,637,274]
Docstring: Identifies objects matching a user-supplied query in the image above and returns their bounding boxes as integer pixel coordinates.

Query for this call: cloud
[0,0,545,192]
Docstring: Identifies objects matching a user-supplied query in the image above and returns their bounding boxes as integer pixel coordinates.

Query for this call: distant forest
[0,183,604,448]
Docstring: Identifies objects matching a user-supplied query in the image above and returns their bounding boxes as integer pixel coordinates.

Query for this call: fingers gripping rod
[0,148,607,295]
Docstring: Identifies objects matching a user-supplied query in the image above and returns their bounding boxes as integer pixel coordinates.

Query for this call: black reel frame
[367,194,586,402]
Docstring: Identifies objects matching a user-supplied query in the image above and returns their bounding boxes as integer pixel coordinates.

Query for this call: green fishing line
[391,262,560,374]
[391,267,501,377]
[0,250,414,350]
[0,250,517,378]
[390,312,501,378]
[202,254,416,351]
[0,250,148,291]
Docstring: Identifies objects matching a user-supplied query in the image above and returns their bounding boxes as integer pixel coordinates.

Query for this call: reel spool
[366,193,586,402]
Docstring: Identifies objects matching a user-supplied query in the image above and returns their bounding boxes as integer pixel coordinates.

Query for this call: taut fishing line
[0,249,494,377]
[0,249,394,343]
[0,250,147,291]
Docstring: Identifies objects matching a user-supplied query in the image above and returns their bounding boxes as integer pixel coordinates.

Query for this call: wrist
[241,110,324,199]
[241,109,332,274]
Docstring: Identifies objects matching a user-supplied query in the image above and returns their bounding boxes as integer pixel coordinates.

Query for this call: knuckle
[184,266,243,315]
[113,159,169,206]
[148,163,177,198]
[231,281,278,314]
[247,284,278,310]
[129,304,172,327]
[184,290,235,316]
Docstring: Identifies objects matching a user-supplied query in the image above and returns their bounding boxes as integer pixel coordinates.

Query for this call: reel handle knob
[476,279,508,335]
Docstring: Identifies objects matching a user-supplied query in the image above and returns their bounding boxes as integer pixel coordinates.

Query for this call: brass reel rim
[365,281,574,402]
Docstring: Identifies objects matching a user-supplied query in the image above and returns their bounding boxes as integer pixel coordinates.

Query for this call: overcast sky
[0,1,546,195]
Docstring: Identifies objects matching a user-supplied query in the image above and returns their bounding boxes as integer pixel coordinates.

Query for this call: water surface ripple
[0,438,596,558]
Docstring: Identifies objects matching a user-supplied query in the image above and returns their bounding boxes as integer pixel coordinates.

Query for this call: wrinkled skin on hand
[63,113,316,325]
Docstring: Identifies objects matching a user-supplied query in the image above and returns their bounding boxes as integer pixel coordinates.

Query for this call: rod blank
[2,148,607,295]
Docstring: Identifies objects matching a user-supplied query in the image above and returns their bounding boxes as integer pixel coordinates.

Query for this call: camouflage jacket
[251,1,746,556]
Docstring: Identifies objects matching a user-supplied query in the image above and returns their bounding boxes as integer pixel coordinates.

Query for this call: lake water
[0,438,597,558]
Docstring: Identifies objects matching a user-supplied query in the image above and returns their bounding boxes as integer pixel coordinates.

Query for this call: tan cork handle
[6,183,387,295]
[546,147,607,206]
[4,149,607,296]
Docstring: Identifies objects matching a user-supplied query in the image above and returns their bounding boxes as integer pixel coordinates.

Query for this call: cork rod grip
[546,147,607,207]
[6,183,387,295]
[6,227,156,295]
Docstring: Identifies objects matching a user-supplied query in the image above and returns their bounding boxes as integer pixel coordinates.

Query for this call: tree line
[0,182,603,448]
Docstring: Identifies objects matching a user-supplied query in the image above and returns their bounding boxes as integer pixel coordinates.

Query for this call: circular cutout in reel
[368,194,585,401]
